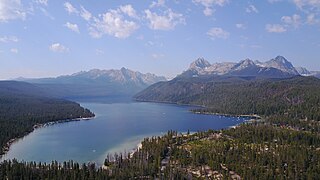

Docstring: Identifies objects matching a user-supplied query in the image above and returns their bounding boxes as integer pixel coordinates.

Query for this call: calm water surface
[1,100,247,165]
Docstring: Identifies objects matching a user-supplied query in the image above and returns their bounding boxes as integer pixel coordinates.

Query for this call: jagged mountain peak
[179,56,311,78]
[189,58,211,69]
[295,67,311,76]
[275,55,289,63]
[71,68,136,79]
[120,67,129,72]
[69,69,106,79]
[21,68,167,97]
[239,58,255,65]
[27,68,167,86]
[266,56,298,75]
[231,59,256,71]
[269,56,292,66]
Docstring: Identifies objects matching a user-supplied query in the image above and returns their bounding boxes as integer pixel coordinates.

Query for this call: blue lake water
[1,100,247,165]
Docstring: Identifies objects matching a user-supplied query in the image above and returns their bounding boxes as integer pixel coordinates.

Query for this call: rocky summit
[180,56,317,78]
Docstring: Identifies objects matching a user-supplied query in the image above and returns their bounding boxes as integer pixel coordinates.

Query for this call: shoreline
[134,99,262,120]
[102,141,143,170]
[0,116,95,159]
[133,98,206,108]
[129,142,142,158]
[191,110,262,119]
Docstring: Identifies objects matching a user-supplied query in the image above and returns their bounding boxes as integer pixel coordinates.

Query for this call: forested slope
[135,76,320,119]
[1,76,320,179]
[0,81,94,155]
[1,125,320,179]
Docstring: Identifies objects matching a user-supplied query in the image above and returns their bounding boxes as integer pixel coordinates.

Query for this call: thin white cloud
[269,1,320,29]
[293,0,320,10]
[34,0,48,6]
[39,7,55,20]
[89,6,139,39]
[290,1,320,27]
[145,40,163,47]
[120,4,138,19]
[49,43,69,53]
[0,0,27,22]
[281,14,301,28]
[268,0,282,3]
[150,0,166,8]
[266,24,287,33]
[80,6,92,21]
[193,0,229,16]
[193,0,228,7]
[203,7,214,16]
[64,2,78,14]
[246,4,259,13]
[250,44,262,49]
[152,53,165,59]
[147,41,154,46]
[236,23,246,29]
[10,48,18,53]
[0,36,19,43]
[144,9,185,30]
[64,22,79,33]
[95,49,104,55]
[207,27,230,39]
[307,13,319,24]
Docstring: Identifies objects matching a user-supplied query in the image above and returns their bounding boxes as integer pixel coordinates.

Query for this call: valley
[1,56,320,179]
[1,0,320,178]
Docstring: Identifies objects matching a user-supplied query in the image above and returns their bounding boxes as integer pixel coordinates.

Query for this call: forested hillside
[1,125,320,179]
[1,76,320,179]
[135,76,320,119]
[0,81,94,155]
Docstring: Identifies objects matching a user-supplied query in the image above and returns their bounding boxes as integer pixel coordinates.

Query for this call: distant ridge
[0,81,50,97]
[180,56,318,79]
[20,68,167,98]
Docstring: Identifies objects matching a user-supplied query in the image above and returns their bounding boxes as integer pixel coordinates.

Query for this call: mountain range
[20,68,166,99]
[134,55,320,108]
[16,56,319,99]
[180,56,320,79]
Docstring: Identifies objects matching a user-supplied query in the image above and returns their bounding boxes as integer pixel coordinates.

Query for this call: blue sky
[0,0,320,79]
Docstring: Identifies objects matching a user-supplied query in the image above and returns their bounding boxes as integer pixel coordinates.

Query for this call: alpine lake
[1,97,248,166]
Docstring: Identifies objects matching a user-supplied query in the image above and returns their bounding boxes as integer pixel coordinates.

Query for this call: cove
[1,100,248,166]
